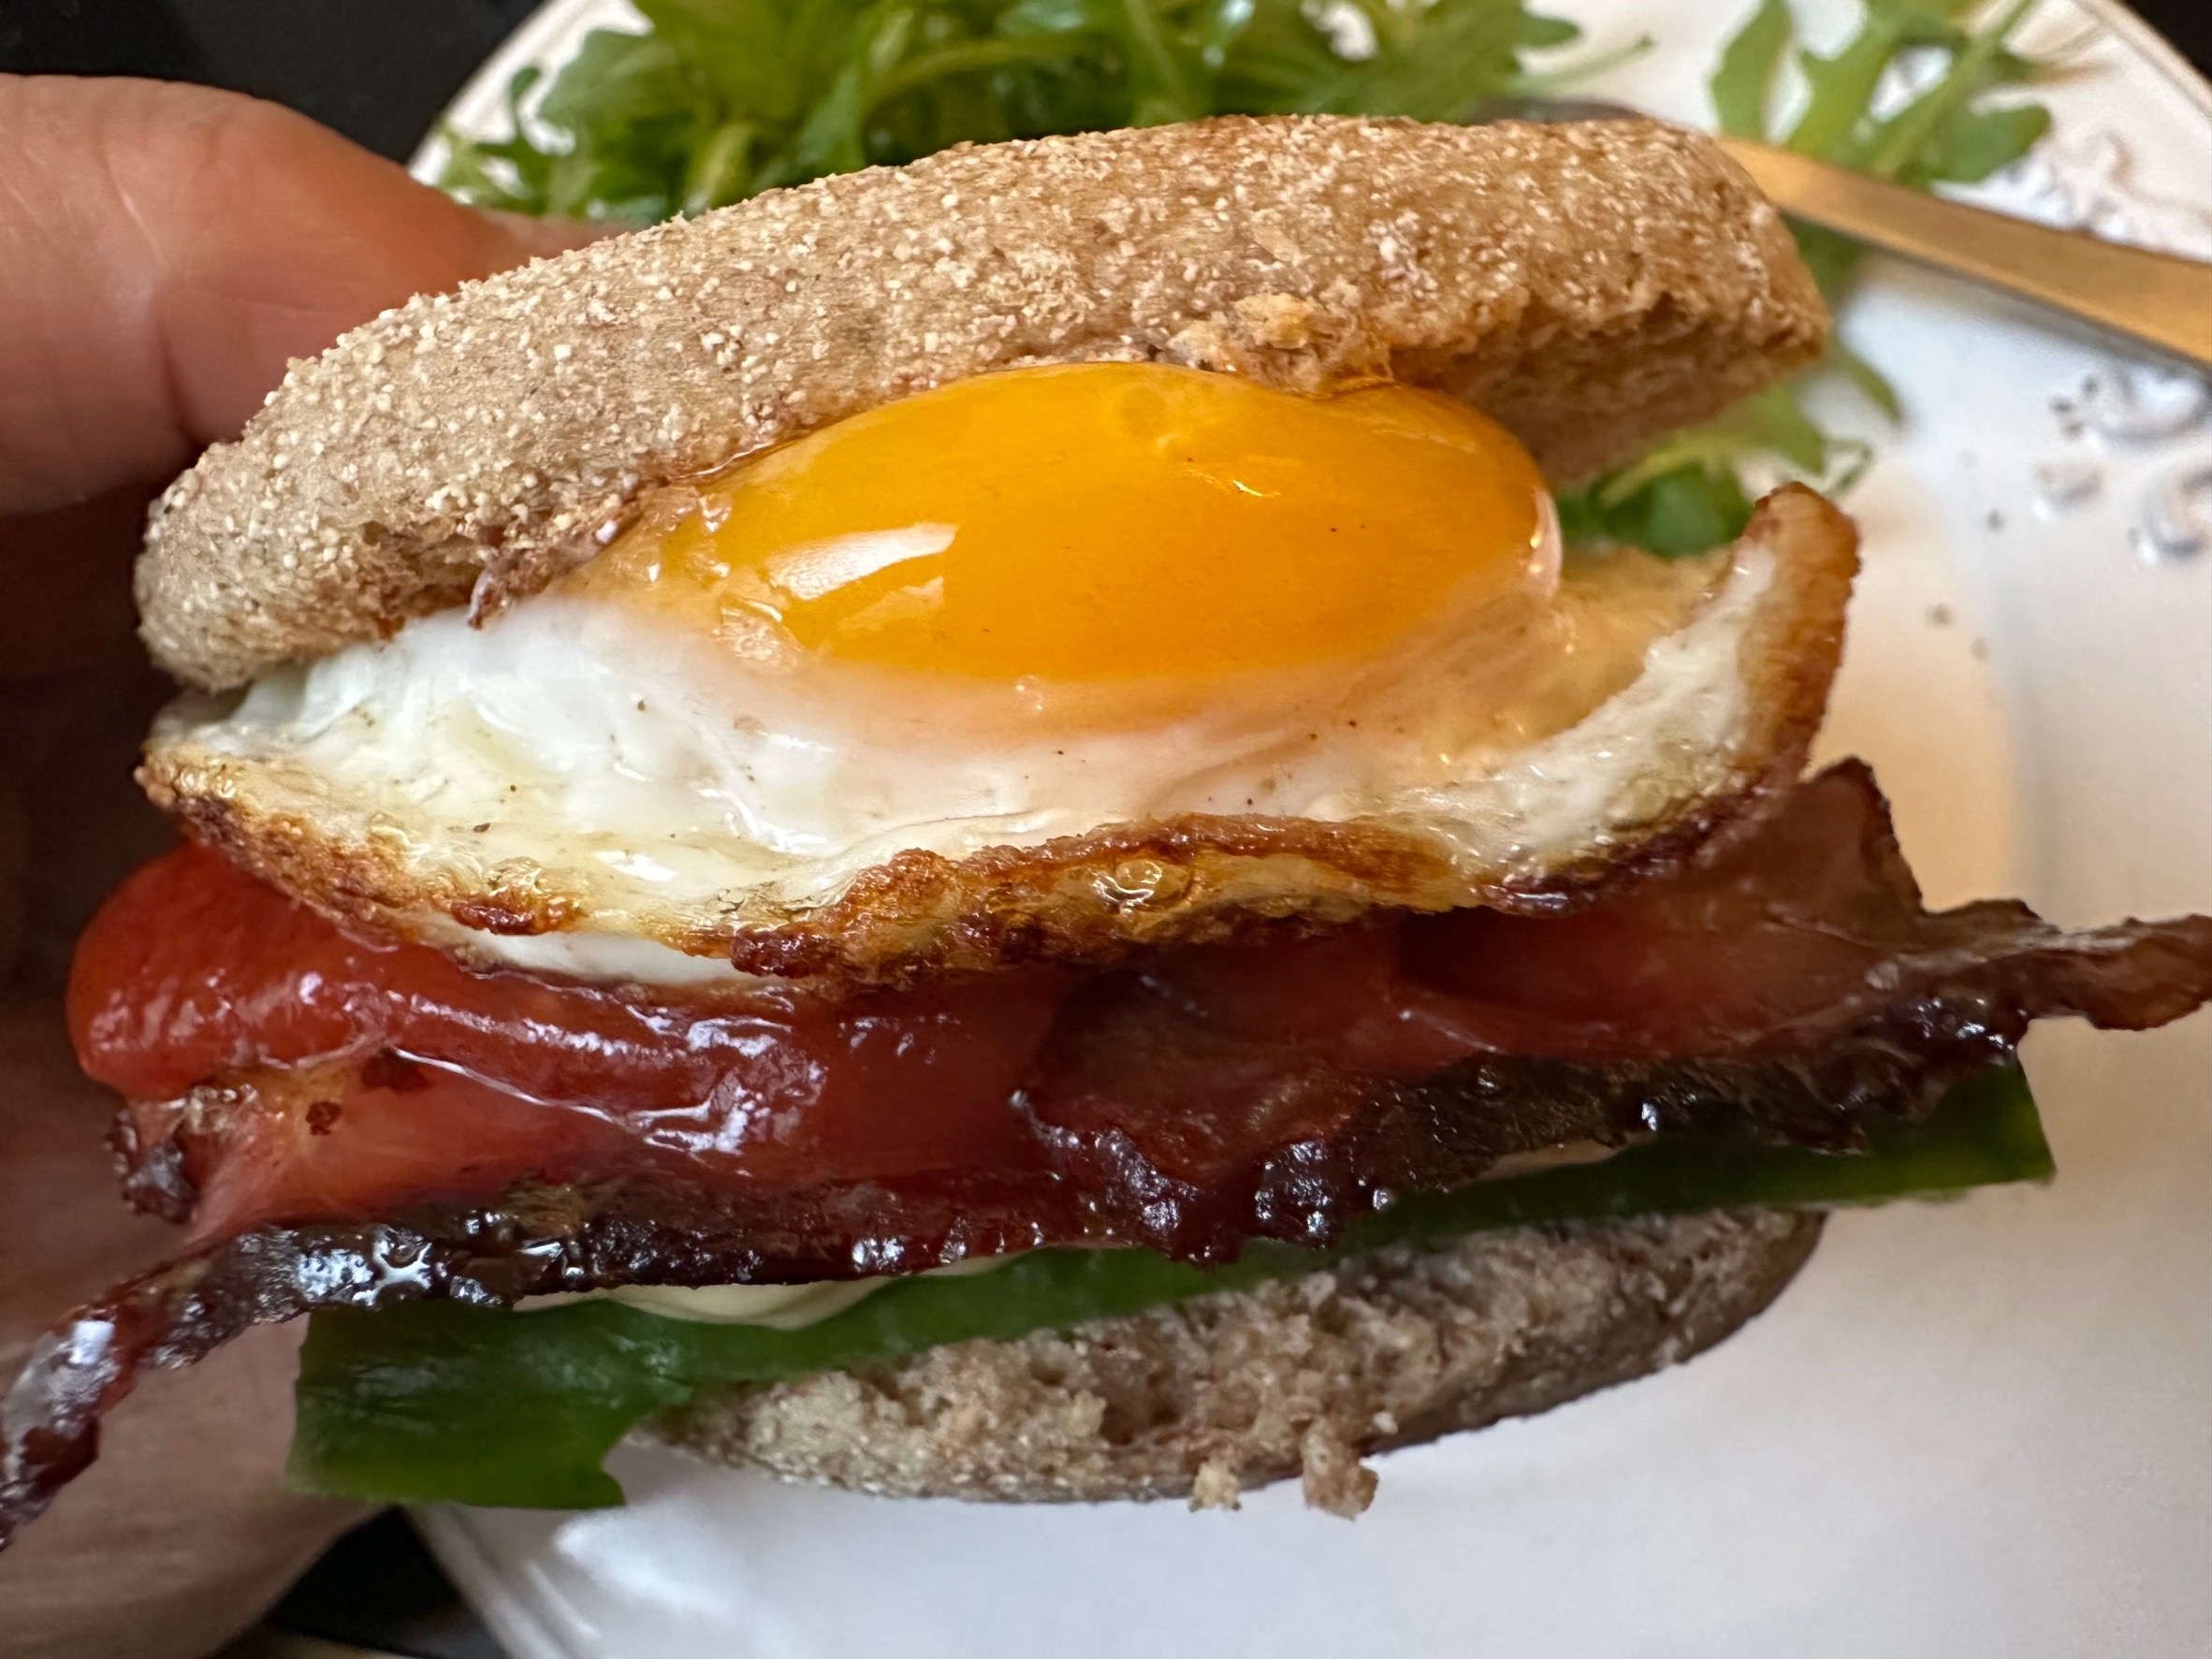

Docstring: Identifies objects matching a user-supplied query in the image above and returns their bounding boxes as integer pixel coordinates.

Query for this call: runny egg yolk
[569,362,1553,686]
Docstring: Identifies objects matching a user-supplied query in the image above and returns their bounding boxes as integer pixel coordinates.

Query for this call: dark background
[0,3,2205,1657]
[2,0,2209,165]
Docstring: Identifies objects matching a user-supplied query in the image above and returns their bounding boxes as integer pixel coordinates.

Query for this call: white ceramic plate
[409,5,2212,1653]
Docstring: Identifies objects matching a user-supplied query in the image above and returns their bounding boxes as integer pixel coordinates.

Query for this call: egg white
[149,494,1845,983]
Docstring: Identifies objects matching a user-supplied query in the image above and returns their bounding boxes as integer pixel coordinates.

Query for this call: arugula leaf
[1784,4,1923,165]
[292,1066,2049,1509]
[1557,463,1756,560]
[441,0,1586,220]
[1904,98,2050,184]
[1565,0,2051,555]
[1710,0,1793,140]
[1863,0,2035,177]
[1296,0,1555,123]
[1557,379,1869,555]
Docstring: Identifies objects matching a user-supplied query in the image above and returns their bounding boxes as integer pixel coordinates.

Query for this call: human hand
[0,75,589,1659]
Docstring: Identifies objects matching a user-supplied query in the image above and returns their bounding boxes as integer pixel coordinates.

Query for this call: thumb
[0,75,577,519]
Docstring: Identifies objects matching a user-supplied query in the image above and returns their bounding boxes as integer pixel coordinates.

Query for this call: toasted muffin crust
[140,115,1826,691]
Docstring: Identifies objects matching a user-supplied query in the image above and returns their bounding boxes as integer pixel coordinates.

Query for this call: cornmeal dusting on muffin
[141,116,1823,692]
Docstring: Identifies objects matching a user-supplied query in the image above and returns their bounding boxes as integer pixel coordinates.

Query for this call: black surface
[1,0,2207,163]
[2112,0,2212,76]
[266,1513,506,1659]
[1,4,2206,1657]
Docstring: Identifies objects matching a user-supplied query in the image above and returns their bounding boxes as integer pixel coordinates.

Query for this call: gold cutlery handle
[1719,137,2212,371]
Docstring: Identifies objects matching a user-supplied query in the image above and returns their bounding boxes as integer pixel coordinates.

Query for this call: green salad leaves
[1556,0,2052,553]
[438,0,1583,222]
[293,1066,2050,1509]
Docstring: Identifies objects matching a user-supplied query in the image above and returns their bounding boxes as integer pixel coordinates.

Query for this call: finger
[0,1325,365,1659]
[0,1003,369,1658]
[0,76,559,519]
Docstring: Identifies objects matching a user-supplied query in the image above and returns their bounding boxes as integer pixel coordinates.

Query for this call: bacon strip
[7,763,2210,1547]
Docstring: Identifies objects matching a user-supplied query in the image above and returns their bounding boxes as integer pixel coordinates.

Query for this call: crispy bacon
[6,762,2210,1547]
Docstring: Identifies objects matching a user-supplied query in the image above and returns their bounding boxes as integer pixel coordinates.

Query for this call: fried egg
[144,364,1858,982]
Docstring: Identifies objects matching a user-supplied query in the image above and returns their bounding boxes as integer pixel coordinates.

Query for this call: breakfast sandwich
[6,115,2211,1537]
